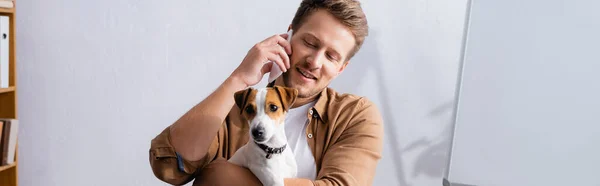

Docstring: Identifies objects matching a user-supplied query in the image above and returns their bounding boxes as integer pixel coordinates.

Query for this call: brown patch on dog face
[265,89,286,125]
[264,86,298,125]
[234,88,257,121]
[271,85,298,111]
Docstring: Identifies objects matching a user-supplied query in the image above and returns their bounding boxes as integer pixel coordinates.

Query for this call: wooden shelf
[0,163,16,172]
[0,87,15,94]
[0,8,13,14]
[0,1,17,185]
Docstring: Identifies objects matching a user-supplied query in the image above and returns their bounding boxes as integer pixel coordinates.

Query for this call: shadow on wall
[404,101,454,179]
[331,29,456,185]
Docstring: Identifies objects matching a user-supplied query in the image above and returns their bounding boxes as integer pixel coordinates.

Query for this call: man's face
[282,9,356,98]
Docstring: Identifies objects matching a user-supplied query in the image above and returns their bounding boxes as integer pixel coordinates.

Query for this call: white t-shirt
[284,101,317,180]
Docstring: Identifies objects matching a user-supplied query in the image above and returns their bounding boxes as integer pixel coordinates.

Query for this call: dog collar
[254,141,287,159]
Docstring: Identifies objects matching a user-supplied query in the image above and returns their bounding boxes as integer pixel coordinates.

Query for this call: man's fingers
[261,61,273,75]
[279,33,289,40]
[274,45,291,69]
[266,52,287,73]
[273,34,292,55]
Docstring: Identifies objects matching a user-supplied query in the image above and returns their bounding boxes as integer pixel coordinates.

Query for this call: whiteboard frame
[443,0,474,185]
[443,178,478,186]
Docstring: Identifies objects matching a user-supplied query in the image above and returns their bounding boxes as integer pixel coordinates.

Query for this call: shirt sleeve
[312,98,385,186]
[148,125,223,185]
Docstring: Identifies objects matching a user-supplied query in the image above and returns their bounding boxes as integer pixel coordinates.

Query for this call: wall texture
[15,0,467,185]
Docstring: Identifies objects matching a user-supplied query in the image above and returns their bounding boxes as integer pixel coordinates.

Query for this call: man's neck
[273,77,320,109]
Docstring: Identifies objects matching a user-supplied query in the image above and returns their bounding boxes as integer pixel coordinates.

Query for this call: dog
[228,85,299,186]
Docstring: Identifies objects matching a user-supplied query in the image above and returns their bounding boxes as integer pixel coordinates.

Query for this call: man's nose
[306,52,325,69]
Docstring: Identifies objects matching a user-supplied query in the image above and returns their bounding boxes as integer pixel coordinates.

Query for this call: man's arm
[170,32,292,162]
[285,178,315,186]
[149,33,292,185]
[313,98,384,186]
[148,75,247,186]
[169,76,247,161]
[192,158,314,186]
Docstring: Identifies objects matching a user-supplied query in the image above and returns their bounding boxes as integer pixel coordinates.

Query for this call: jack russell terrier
[228,85,299,186]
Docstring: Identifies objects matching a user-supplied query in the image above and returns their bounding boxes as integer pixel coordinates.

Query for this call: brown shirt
[149,86,384,186]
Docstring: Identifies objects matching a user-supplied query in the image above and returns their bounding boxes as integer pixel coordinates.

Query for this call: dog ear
[273,85,298,111]
[234,88,253,112]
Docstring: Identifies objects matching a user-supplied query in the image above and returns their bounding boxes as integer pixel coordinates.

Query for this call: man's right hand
[230,33,292,87]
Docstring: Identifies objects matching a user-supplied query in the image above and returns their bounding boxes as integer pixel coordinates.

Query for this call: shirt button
[308,133,313,138]
[309,110,313,115]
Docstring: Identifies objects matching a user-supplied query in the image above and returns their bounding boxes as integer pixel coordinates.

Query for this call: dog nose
[252,127,265,139]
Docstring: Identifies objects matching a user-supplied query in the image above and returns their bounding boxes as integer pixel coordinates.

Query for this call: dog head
[234,85,298,143]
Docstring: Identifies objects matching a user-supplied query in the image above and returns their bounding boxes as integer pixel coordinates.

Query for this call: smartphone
[268,29,293,83]
[287,29,293,43]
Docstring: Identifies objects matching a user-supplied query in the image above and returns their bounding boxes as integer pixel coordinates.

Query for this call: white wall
[16,0,467,185]
[446,0,600,186]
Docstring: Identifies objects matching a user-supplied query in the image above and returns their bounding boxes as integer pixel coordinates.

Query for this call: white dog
[228,85,299,186]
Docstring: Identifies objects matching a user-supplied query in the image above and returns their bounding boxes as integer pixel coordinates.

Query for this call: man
[149,0,384,185]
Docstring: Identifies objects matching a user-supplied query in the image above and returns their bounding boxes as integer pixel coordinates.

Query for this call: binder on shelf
[0,1,13,9]
[0,118,17,165]
[0,15,8,88]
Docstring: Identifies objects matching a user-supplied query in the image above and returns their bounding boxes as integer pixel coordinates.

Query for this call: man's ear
[273,85,298,111]
[234,88,253,111]
[336,61,349,76]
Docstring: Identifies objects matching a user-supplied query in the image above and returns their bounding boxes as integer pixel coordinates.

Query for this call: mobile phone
[287,29,293,43]
[268,29,293,83]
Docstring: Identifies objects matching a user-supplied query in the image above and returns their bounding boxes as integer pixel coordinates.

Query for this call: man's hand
[230,33,292,87]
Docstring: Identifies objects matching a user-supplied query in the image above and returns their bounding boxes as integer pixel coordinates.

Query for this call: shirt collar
[312,87,329,123]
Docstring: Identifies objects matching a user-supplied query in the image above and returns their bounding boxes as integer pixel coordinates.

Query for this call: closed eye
[326,53,338,62]
[304,40,317,48]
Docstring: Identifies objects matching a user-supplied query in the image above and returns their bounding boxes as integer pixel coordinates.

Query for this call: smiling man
[149,0,384,185]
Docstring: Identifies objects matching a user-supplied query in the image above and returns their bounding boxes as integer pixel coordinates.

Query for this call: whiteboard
[444,0,600,186]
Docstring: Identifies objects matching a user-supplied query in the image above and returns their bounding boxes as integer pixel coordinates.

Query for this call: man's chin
[296,86,325,99]
[282,76,322,97]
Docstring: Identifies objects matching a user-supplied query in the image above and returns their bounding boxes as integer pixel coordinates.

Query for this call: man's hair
[291,0,369,61]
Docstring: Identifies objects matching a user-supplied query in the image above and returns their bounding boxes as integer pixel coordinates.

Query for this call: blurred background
[15,0,468,185]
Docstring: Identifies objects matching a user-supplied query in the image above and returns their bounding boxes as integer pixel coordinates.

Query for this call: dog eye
[269,104,278,112]
[245,106,255,114]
